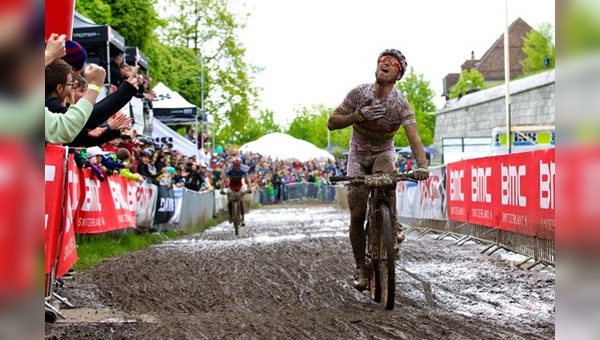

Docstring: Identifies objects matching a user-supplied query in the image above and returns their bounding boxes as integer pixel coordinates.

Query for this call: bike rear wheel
[378,205,396,310]
[366,220,381,302]
[232,201,241,236]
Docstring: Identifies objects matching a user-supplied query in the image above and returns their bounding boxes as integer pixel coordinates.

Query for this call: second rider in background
[327,48,430,291]
[220,157,252,226]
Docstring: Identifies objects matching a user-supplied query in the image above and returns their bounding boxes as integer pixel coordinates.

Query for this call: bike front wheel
[378,205,396,310]
[232,201,241,236]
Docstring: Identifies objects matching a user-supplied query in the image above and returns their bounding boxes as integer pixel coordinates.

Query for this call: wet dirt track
[45,202,555,339]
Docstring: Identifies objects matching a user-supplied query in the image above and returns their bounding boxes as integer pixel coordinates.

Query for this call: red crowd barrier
[446,148,555,240]
[45,145,138,292]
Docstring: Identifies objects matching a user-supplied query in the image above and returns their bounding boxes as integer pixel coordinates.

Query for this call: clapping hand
[87,127,107,137]
[108,113,133,131]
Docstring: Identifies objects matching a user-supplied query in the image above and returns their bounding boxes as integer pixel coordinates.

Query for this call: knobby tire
[379,205,396,310]
[233,200,241,236]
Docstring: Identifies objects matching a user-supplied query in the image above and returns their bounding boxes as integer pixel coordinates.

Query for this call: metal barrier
[336,185,554,270]
[258,183,337,205]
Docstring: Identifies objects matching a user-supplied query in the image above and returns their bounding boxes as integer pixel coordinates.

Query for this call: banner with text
[396,165,447,221]
[153,185,175,224]
[56,154,79,277]
[75,169,137,234]
[44,145,66,274]
[446,148,555,239]
[136,182,158,227]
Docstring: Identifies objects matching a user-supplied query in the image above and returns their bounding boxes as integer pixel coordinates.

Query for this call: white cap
[86,146,110,158]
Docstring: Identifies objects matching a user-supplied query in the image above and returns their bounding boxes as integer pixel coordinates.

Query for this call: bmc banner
[75,168,137,234]
[397,165,447,220]
[446,148,555,239]
[45,145,66,274]
[56,154,80,278]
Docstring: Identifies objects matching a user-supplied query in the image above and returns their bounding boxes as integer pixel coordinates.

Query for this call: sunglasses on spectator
[378,56,401,69]
[65,82,77,87]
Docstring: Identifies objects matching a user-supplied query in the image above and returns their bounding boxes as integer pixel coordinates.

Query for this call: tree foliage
[394,67,437,147]
[286,105,351,149]
[449,68,486,99]
[521,23,555,75]
[75,0,260,147]
[75,0,112,26]
[155,0,261,137]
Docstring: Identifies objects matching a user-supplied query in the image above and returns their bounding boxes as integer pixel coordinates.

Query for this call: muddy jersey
[225,166,247,191]
[341,84,416,154]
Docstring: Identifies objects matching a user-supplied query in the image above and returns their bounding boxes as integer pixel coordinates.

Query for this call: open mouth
[381,66,390,74]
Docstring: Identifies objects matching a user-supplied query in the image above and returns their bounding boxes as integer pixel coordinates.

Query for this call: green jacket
[45,99,94,144]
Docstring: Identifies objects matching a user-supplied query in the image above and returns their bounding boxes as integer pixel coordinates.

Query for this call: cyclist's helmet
[378,48,407,81]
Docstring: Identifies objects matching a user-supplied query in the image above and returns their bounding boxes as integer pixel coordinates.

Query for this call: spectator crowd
[44,33,420,208]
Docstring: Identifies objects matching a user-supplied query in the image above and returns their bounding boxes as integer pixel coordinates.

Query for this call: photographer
[184,163,204,192]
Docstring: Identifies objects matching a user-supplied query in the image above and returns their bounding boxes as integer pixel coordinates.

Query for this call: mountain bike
[331,172,417,310]
[221,189,251,236]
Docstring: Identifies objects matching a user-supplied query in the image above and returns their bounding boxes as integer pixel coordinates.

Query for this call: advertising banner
[446,149,555,239]
[153,185,175,224]
[397,165,447,220]
[75,169,136,234]
[136,182,158,227]
[168,187,184,225]
[44,145,66,274]
[56,154,79,277]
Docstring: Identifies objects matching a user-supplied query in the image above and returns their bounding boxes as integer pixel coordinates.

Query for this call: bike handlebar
[330,172,418,183]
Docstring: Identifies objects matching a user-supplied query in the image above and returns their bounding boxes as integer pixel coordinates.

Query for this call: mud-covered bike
[331,172,417,310]
[221,189,251,236]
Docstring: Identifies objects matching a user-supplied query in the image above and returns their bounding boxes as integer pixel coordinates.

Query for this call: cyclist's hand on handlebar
[355,104,385,121]
[412,167,430,181]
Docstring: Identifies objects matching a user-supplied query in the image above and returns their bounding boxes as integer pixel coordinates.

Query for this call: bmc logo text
[501,164,526,207]
[539,160,555,210]
[81,178,102,211]
[449,169,464,201]
[471,166,492,203]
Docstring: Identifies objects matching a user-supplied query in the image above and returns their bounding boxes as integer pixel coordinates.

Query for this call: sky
[237,0,555,126]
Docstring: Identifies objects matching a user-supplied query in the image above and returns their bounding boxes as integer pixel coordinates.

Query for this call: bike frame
[331,172,416,310]
[224,190,245,236]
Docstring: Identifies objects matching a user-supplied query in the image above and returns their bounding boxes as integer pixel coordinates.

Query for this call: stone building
[442,17,535,98]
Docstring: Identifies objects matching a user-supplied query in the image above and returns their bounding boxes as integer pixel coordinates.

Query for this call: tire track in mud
[46,204,554,340]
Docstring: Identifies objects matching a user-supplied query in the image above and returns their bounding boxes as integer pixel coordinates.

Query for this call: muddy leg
[348,185,369,289]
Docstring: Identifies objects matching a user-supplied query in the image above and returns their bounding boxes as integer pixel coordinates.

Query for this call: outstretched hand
[108,113,133,131]
[45,33,66,64]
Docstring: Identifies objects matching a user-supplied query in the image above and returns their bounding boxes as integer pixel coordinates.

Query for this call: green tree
[156,0,261,135]
[521,22,555,75]
[395,67,437,147]
[239,109,282,144]
[286,105,351,150]
[75,0,112,26]
[449,68,486,99]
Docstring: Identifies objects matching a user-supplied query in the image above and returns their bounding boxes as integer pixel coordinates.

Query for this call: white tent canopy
[151,82,213,125]
[239,133,335,163]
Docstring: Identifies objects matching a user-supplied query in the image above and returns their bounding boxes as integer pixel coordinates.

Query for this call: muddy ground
[45,202,555,339]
